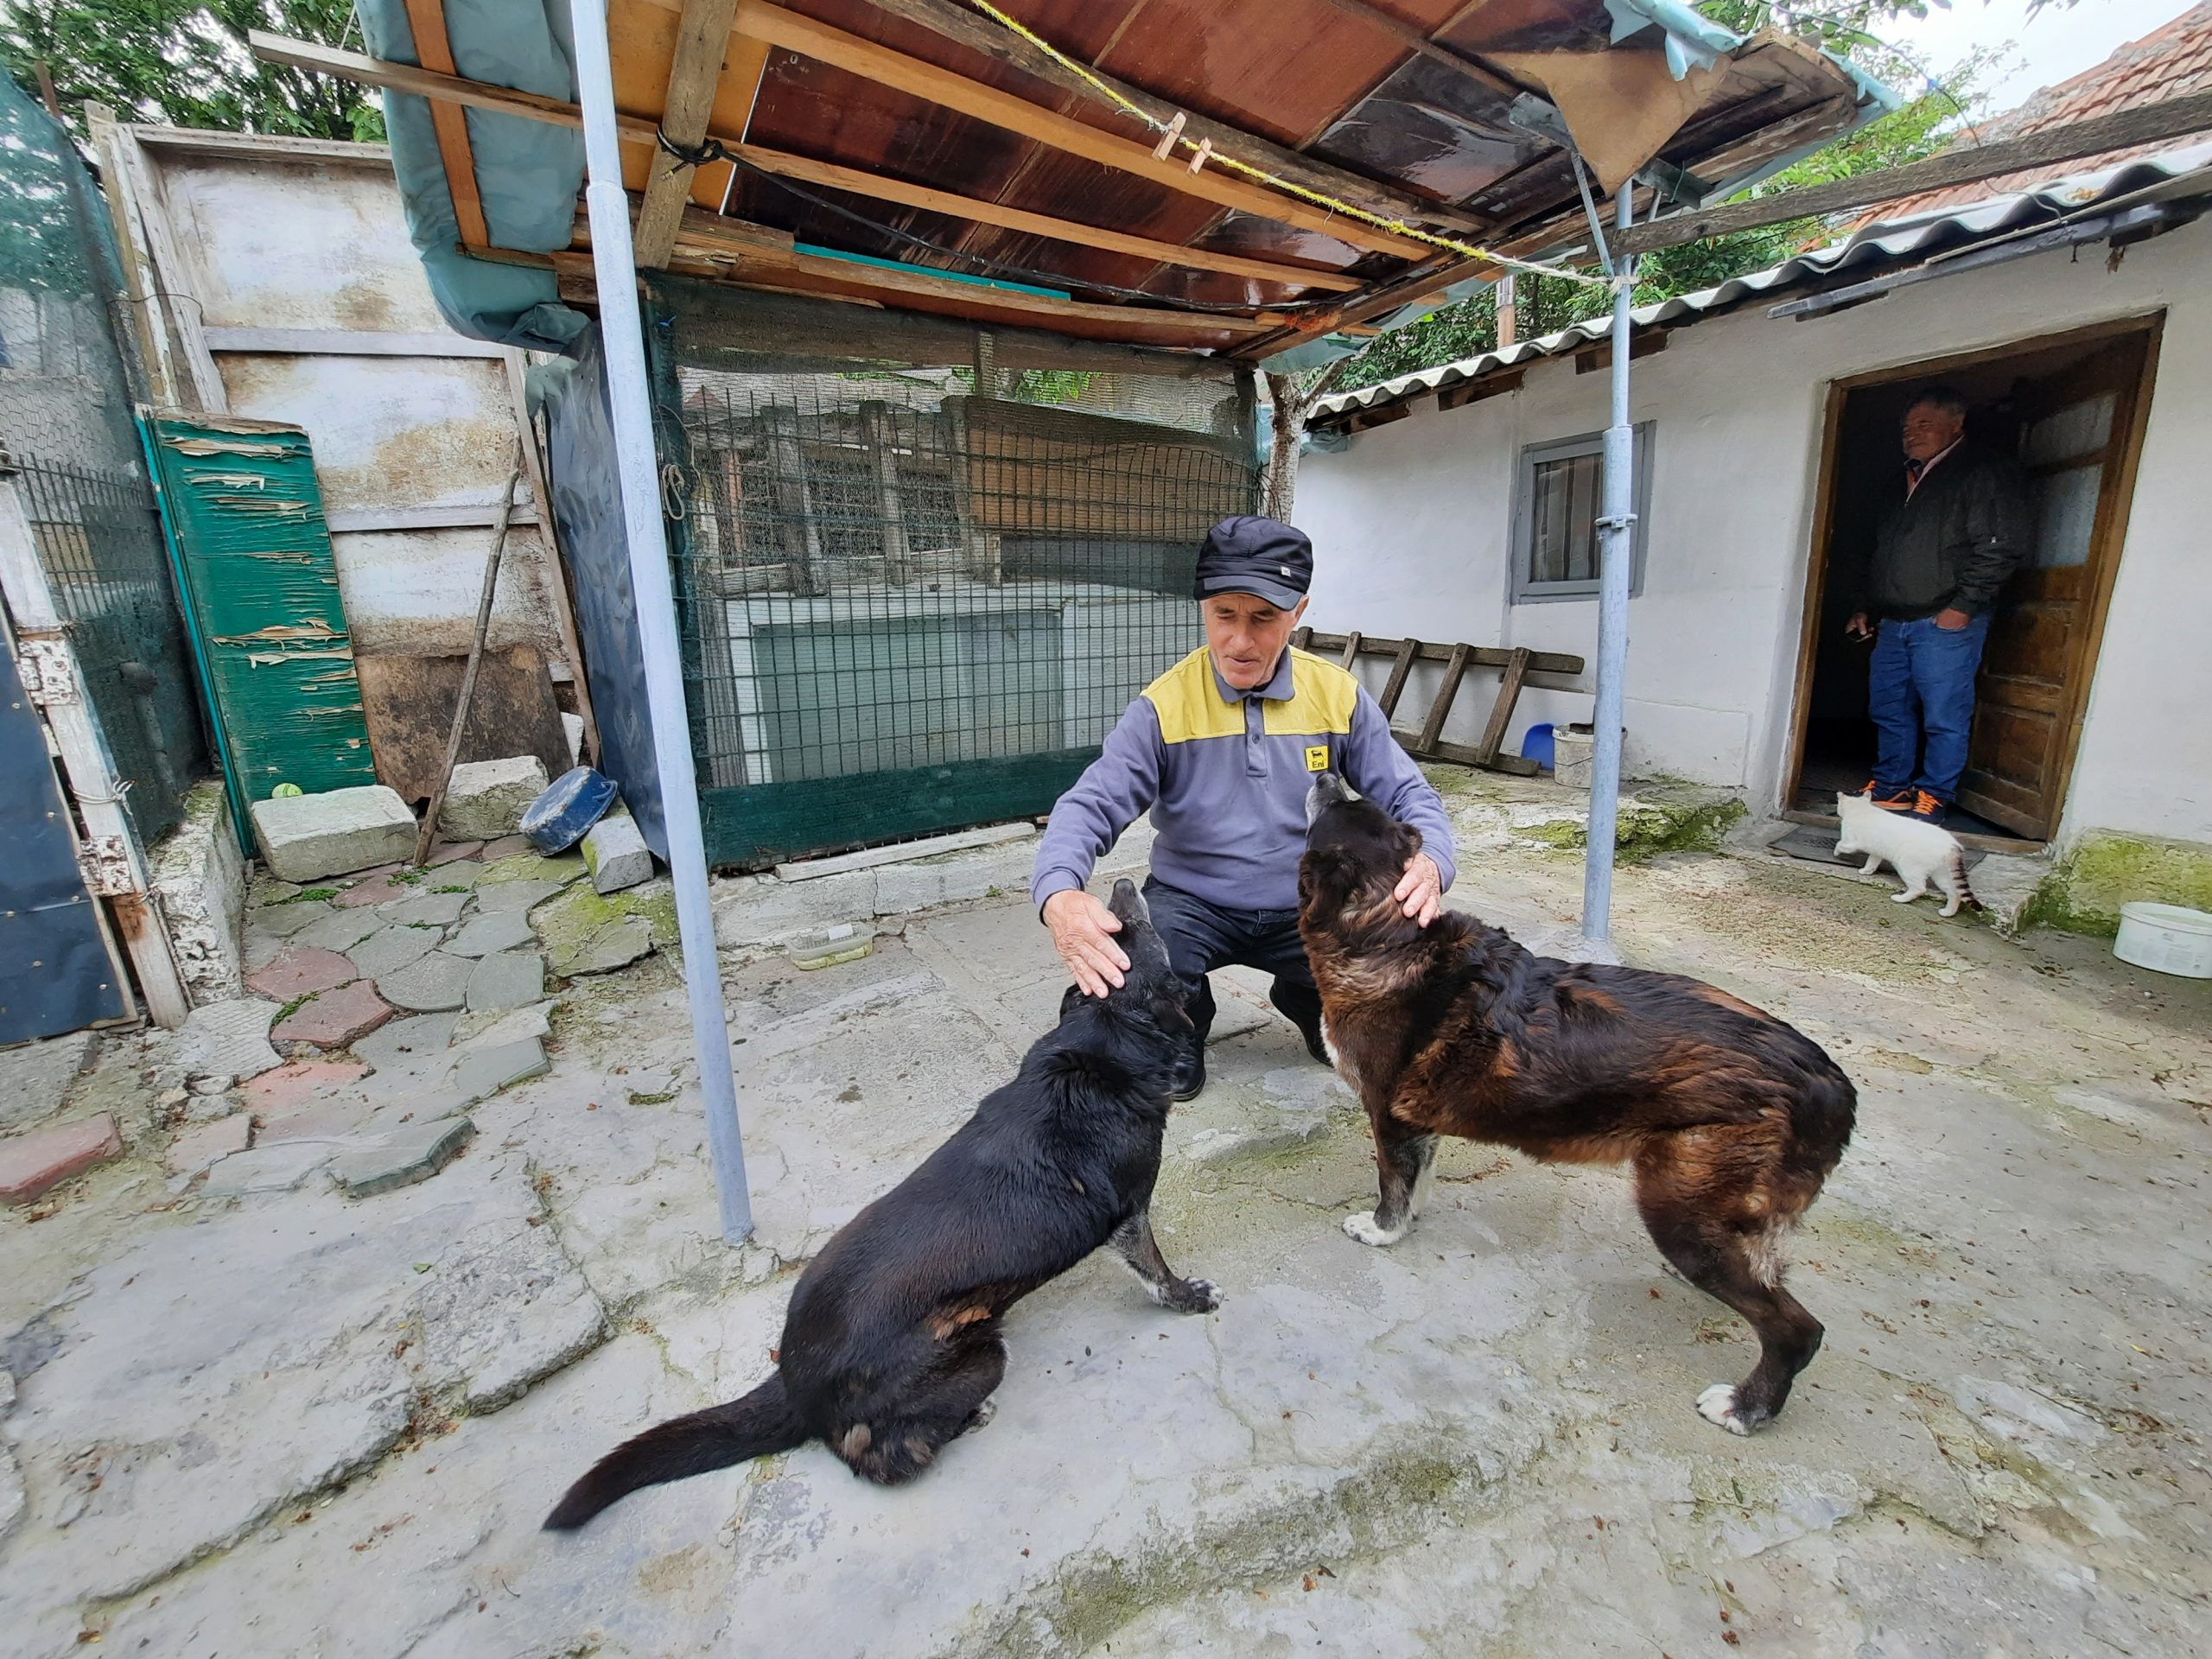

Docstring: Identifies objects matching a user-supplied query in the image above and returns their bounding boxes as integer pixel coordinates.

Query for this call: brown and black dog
[1299,774,1855,1435]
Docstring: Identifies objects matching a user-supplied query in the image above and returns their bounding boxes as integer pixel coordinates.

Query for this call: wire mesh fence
[645,281,1257,868]
[0,73,205,846]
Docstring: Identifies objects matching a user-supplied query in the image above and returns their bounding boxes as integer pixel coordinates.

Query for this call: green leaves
[0,1,380,143]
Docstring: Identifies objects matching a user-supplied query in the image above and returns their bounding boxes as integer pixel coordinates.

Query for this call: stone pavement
[2,783,2209,1657]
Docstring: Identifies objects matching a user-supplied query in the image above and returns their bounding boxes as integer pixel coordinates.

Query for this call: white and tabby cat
[1834,791,1981,918]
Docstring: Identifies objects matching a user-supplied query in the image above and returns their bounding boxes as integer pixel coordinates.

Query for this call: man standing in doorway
[1845,386,2030,825]
[1033,516,1455,1099]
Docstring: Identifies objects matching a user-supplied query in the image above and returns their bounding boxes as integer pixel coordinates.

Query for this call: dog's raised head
[1300,773,1422,935]
[1058,879,1192,1038]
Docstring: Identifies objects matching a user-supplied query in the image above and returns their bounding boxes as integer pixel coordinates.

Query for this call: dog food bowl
[521,766,618,853]
[2113,901,2212,978]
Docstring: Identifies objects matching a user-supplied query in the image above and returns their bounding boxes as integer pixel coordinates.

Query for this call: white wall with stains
[1299,212,2212,850]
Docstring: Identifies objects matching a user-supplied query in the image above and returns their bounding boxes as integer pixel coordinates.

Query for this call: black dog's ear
[1059,983,1089,1017]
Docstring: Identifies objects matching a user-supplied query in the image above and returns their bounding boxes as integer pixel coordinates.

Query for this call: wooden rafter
[401,0,490,248]
[634,0,743,269]
[846,0,1491,236]
[715,0,1433,258]
[249,31,1365,294]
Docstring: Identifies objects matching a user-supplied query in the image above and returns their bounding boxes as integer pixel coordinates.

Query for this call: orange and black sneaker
[1862,781,1914,810]
[1907,791,1947,825]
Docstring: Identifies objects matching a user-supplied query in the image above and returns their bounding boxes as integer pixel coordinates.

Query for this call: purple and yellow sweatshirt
[1032,645,1458,914]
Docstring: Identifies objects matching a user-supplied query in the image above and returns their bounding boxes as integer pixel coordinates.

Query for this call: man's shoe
[1908,790,1948,825]
[1292,1014,1330,1068]
[1167,1049,1206,1103]
[1862,781,1914,810]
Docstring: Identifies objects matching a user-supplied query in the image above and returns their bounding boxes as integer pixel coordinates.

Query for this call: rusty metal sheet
[355,645,569,806]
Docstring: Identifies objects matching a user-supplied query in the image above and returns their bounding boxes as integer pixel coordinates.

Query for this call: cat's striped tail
[1952,848,1984,911]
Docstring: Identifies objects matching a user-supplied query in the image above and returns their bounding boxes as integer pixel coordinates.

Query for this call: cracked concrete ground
[3,785,2209,1657]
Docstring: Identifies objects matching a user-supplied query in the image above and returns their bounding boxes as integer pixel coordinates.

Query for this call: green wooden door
[143,414,375,847]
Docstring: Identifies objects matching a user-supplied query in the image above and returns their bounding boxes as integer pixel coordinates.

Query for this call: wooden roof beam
[714,0,1433,259]
[846,0,1491,236]
[249,30,1365,294]
[634,0,743,269]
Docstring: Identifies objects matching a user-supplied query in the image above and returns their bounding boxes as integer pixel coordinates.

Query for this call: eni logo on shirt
[1305,745,1330,772]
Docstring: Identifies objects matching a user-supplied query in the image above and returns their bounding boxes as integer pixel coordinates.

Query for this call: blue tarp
[356,0,588,350]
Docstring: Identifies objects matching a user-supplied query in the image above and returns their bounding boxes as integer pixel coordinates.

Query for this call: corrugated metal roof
[1314,142,2212,421]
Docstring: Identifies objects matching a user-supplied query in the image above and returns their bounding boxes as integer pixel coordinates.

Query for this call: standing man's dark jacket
[1858,443,2031,620]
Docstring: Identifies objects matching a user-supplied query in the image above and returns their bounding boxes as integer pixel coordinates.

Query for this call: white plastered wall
[1298,213,2212,848]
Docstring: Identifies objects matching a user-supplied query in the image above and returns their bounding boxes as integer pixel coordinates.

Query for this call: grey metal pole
[1580,188,1637,944]
[568,0,753,1242]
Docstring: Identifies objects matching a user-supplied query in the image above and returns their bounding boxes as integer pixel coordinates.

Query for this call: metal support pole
[567,0,753,1242]
[1580,188,1637,944]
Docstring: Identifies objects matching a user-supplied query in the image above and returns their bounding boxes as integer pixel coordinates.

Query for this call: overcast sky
[1881,0,2200,116]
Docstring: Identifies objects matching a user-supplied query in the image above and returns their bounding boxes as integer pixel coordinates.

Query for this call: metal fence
[0,72,205,845]
[645,281,1257,868]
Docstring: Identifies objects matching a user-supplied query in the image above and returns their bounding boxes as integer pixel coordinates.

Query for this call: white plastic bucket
[2113,901,2212,979]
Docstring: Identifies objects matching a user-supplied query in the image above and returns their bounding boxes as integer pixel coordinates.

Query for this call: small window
[1510,424,1655,603]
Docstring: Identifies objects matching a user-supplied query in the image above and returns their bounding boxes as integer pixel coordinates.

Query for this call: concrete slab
[473,878,567,916]
[247,897,331,938]
[346,924,439,982]
[452,1001,555,1051]
[0,1113,122,1205]
[446,909,536,957]
[445,1038,550,1103]
[250,786,416,882]
[330,1116,475,1198]
[378,952,475,1014]
[242,1059,372,1116]
[439,756,550,841]
[244,945,357,1002]
[329,871,412,909]
[377,889,469,929]
[197,1140,332,1197]
[151,997,284,1090]
[0,1030,96,1135]
[271,980,395,1050]
[288,905,387,954]
[164,1112,251,1176]
[467,951,544,1013]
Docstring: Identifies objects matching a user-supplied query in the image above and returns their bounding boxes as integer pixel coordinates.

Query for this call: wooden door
[1956,331,2152,838]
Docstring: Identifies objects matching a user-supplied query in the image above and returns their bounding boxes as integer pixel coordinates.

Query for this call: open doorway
[1786,315,2163,847]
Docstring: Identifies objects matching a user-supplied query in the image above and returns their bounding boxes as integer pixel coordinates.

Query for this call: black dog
[545,879,1219,1530]
[1300,775,1856,1436]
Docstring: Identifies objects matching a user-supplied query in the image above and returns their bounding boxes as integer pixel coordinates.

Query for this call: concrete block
[331,1116,475,1198]
[147,782,245,1007]
[0,1114,124,1205]
[250,785,416,882]
[439,756,550,841]
[562,712,584,768]
[583,807,654,894]
[155,998,283,1090]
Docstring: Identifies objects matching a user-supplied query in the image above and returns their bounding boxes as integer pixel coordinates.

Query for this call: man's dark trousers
[1140,875,1325,1067]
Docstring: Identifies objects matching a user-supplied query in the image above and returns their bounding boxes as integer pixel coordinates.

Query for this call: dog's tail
[543,1371,806,1531]
[1950,848,1984,911]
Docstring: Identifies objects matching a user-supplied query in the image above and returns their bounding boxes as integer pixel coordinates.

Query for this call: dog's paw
[963,1398,998,1436]
[1343,1211,1407,1248]
[1695,1382,1771,1437]
[1173,1278,1223,1314]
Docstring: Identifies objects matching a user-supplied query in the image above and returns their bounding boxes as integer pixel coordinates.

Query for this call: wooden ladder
[1293,629,1583,776]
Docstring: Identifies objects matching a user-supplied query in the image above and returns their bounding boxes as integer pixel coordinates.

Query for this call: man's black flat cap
[1193,516,1313,610]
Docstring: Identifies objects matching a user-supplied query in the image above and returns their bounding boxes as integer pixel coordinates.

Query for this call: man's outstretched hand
[1395,851,1443,928]
[1044,888,1129,997]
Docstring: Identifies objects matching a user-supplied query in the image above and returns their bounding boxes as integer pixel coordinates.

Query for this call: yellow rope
[963,0,1615,293]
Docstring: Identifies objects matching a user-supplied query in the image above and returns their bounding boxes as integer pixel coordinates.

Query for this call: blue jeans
[1869,613,1990,802]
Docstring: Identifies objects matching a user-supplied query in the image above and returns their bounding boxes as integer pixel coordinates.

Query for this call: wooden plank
[1376,636,1420,717]
[503,349,600,767]
[201,327,509,358]
[1434,368,1523,412]
[247,32,1359,294]
[1302,630,1583,677]
[1290,626,1313,652]
[848,0,1489,235]
[132,126,392,165]
[721,1,1433,258]
[402,0,492,249]
[1337,629,1363,670]
[105,124,227,412]
[86,105,179,405]
[1475,645,1530,765]
[1307,0,1529,104]
[1414,640,1470,753]
[356,645,569,803]
[1614,87,2212,258]
[1410,734,1540,776]
[636,0,743,269]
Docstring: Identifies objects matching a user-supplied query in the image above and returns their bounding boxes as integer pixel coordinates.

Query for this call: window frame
[1508,422,1656,604]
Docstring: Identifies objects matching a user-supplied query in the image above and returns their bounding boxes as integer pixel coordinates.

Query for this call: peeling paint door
[0,623,129,1042]
[143,413,377,841]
